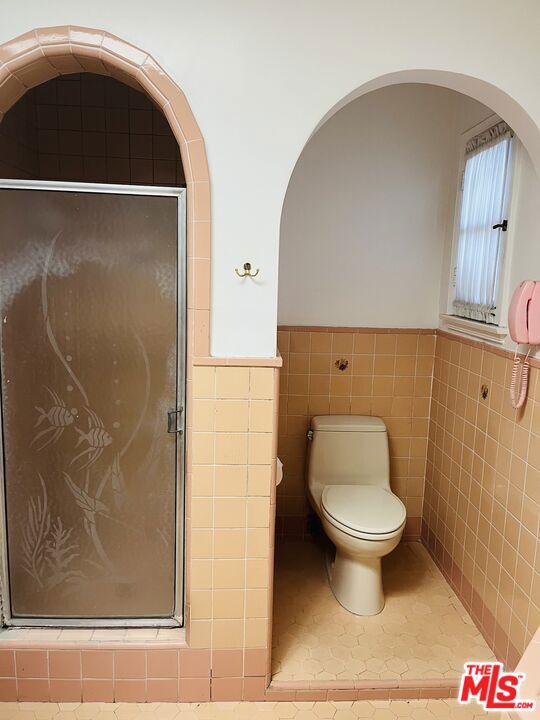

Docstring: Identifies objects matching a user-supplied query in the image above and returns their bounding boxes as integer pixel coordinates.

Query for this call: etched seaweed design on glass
[0,188,178,618]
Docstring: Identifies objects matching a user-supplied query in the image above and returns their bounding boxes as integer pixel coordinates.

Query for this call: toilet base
[327,548,384,615]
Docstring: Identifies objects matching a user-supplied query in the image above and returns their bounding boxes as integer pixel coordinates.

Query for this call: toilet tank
[306,415,390,510]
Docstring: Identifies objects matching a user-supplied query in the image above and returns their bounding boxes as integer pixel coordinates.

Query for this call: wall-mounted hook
[235,262,260,278]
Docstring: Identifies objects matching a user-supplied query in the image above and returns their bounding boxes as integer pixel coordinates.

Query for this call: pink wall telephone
[508,280,540,408]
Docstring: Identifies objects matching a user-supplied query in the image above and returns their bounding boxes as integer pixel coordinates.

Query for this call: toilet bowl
[306,415,406,615]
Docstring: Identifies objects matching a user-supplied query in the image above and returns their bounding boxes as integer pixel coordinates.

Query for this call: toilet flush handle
[307,430,313,441]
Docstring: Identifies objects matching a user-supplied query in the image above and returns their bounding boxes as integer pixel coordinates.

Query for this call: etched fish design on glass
[71,407,113,469]
[31,387,78,451]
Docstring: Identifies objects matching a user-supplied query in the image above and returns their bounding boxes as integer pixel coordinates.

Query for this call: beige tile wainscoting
[274,326,539,697]
[424,331,540,671]
[277,328,436,540]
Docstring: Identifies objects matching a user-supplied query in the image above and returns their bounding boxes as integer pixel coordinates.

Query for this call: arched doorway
[0,28,210,630]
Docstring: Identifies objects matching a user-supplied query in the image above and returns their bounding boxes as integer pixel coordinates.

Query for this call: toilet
[306,415,406,615]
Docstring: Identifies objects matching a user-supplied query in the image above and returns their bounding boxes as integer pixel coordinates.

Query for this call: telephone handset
[508,280,540,408]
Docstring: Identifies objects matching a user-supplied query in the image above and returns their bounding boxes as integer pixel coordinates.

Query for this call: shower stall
[0,180,186,626]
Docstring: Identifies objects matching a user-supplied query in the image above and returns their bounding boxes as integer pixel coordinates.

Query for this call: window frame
[442,114,521,344]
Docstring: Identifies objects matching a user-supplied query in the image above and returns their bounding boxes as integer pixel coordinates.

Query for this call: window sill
[439,314,508,345]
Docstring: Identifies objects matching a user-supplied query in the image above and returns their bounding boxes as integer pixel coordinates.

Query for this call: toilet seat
[321,485,406,541]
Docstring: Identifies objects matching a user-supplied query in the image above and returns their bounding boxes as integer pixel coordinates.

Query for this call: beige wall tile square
[353,333,375,353]
[245,588,269,617]
[216,367,250,399]
[213,529,246,558]
[396,334,419,354]
[213,559,245,589]
[247,497,270,528]
[289,331,310,352]
[191,497,213,528]
[247,465,272,496]
[246,559,269,588]
[330,375,352,397]
[288,374,309,395]
[192,465,214,496]
[190,590,212,619]
[375,334,397,354]
[250,368,275,399]
[244,618,268,648]
[246,528,270,558]
[249,401,274,432]
[191,559,212,590]
[192,433,215,464]
[248,434,273,464]
[215,433,248,464]
[191,529,213,558]
[215,465,248,496]
[193,367,215,399]
[310,353,331,374]
[332,332,354,354]
[189,620,212,649]
[212,620,244,649]
[192,399,215,431]
[310,332,332,353]
[289,353,309,374]
[214,498,246,528]
[215,400,249,432]
[212,589,244,619]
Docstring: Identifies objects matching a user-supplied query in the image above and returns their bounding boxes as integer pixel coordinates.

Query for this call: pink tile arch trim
[0,24,212,655]
[0,26,211,359]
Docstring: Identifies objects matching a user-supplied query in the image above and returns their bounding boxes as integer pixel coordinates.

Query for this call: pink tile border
[194,356,282,367]
[0,23,212,664]
[422,520,523,672]
[278,326,436,334]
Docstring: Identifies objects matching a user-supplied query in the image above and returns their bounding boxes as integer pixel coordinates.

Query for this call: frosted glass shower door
[0,185,183,621]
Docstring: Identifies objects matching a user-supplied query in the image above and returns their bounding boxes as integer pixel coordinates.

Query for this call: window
[451,120,514,326]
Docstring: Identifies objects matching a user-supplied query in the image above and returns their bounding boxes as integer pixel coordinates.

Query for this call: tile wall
[0,91,38,178]
[277,328,436,540]
[424,332,540,670]
[0,363,279,703]
[0,73,184,186]
[188,364,280,699]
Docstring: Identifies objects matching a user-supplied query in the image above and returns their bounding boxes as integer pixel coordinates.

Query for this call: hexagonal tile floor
[272,541,496,683]
[0,701,510,719]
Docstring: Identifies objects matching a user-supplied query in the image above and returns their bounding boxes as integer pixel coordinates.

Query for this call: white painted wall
[1,0,540,355]
[279,85,492,327]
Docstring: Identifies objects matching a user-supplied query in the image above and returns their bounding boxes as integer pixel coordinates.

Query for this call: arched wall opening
[0,26,211,356]
[274,78,540,677]
[309,69,540,177]
[0,27,211,648]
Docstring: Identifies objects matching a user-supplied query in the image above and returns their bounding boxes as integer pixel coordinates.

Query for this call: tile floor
[272,541,496,683]
[0,701,511,719]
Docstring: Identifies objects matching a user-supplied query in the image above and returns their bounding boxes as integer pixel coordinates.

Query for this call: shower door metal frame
[0,179,186,628]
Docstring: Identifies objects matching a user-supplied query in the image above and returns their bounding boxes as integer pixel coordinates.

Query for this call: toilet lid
[321,485,406,535]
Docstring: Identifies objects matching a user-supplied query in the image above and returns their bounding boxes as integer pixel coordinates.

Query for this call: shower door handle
[167,409,184,434]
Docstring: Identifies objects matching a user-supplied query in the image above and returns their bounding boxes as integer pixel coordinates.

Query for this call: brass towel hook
[235,262,260,278]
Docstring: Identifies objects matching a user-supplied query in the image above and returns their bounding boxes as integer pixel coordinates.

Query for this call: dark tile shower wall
[0,73,184,187]
[0,93,39,179]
